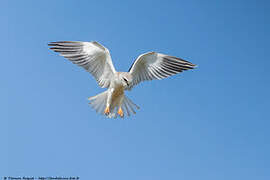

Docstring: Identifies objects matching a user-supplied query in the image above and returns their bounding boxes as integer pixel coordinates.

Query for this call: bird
[48,41,196,118]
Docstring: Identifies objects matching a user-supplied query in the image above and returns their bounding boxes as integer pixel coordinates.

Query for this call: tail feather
[122,100,130,117]
[122,95,140,117]
[88,91,107,115]
[88,91,139,118]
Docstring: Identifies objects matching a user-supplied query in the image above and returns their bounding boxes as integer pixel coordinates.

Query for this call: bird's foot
[104,106,110,115]
[117,107,124,118]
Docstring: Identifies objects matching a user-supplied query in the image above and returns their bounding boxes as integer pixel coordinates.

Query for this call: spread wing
[48,41,116,88]
[128,52,196,89]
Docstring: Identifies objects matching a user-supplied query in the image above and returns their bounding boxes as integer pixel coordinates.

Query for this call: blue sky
[3,0,270,179]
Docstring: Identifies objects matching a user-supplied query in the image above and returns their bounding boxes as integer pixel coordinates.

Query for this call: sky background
[2,0,270,179]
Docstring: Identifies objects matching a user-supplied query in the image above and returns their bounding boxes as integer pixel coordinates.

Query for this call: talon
[117,107,124,118]
[104,106,110,115]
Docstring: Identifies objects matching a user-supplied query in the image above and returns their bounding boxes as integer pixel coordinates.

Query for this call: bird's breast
[111,85,124,102]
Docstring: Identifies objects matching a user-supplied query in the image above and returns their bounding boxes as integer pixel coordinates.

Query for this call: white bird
[48,41,196,118]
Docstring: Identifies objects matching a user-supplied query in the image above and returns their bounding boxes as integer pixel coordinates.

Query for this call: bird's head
[119,72,132,88]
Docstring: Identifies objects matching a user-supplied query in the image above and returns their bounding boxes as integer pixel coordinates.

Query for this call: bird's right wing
[128,52,196,90]
[48,41,116,88]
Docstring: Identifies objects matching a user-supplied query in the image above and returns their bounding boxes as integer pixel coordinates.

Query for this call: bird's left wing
[128,52,196,89]
[48,41,116,88]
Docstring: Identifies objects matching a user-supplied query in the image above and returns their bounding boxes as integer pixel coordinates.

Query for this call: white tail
[122,95,140,117]
[88,90,139,118]
[88,91,108,115]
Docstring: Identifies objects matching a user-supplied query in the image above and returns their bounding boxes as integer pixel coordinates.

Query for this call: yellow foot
[104,106,110,115]
[118,107,124,118]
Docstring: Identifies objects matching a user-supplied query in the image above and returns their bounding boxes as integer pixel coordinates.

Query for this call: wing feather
[128,52,196,89]
[48,41,116,88]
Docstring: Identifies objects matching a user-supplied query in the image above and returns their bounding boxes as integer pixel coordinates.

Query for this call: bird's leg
[104,89,113,116]
[104,106,110,115]
[117,107,124,118]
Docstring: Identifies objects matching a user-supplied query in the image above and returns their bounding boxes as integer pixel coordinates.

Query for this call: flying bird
[48,41,196,118]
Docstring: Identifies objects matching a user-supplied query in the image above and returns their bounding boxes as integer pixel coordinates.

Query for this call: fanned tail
[88,91,139,118]
[122,95,140,117]
[88,91,108,115]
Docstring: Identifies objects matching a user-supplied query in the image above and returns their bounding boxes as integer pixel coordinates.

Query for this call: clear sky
[3,0,270,179]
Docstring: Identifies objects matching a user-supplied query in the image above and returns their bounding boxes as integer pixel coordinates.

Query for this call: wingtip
[48,42,57,46]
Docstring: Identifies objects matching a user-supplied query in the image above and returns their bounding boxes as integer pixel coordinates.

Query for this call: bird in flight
[48,41,196,118]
